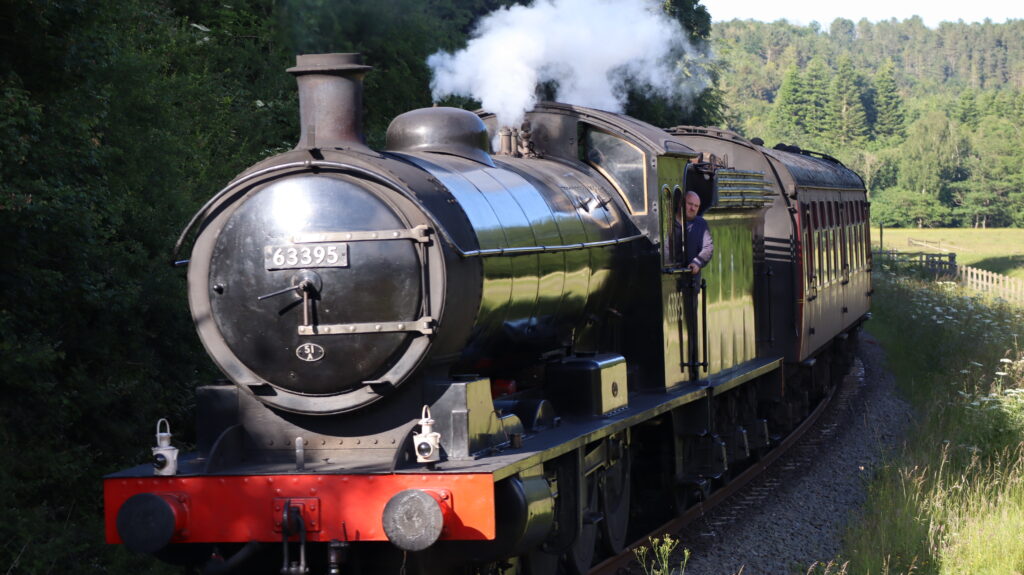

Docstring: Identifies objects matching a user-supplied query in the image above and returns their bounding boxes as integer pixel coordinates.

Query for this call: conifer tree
[769,64,807,142]
[828,55,868,146]
[802,56,832,138]
[872,59,905,142]
[956,90,980,128]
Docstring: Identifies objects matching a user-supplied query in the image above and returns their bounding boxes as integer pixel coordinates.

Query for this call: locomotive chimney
[287,53,372,150]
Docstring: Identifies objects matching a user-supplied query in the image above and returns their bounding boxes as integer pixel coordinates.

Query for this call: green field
[871,228,1024,280]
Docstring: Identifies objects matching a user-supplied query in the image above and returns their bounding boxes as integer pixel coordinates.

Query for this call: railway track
[590,357,867,575]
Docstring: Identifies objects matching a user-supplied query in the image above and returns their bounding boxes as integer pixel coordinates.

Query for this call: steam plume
[428,0,711,129]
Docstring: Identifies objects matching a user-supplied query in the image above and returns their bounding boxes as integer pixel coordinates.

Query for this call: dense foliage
[0,1,296,571]
[713,17,1024,228]
[0,1,717,572]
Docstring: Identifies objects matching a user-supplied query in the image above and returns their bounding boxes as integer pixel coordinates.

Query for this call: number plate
[264,243,349,270]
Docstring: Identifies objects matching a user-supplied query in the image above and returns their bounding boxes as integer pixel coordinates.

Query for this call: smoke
[428,0,711,129]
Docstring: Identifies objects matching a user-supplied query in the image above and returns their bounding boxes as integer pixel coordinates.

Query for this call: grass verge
[838,271,1024,574]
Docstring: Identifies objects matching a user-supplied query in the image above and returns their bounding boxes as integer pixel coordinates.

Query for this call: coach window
[847,205,853,266]
[581,127,647,215]
[814,202,824,285]
[828,201,838,282]
[839,202,849,276]
[814,201,824,282]
[863,201,871,266]
[851,203,860,268]
[855,203,864,268]
[834,202,841,280]
[834,202,842,279]
[828,201,836,282]
[804,206,816,288]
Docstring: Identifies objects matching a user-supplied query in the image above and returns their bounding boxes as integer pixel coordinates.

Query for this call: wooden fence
[874,250,959,278]
[906,237,955,253]
[874,250,1024,305]
[959,266,1024,305]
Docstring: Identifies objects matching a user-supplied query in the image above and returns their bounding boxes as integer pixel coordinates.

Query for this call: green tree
[871,187,952,228]
[898,110,967,204]
[849,148,900,191]
[664,0,713,43]
[956,90,981,127]
[769,64,808,141]
[954,188,1005,228]
[711,16,1024,227]
[0,0,297,571]
[955,115,1024,227]
[802,56,832,139]
[829,18,856,51]
[828,55,869,146]
[872,59,905,142]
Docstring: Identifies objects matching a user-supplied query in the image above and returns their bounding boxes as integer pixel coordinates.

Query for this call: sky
[703,0,1024,28]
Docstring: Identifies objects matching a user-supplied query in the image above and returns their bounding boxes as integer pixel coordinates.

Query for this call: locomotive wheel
[599,443,631,555]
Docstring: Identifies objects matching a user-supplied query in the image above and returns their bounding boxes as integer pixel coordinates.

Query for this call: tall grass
[840,270,1024,574]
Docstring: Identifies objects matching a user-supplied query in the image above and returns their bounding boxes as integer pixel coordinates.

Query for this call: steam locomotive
[104,53,870,575]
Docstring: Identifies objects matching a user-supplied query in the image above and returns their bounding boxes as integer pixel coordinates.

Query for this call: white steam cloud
[428,0,711,129]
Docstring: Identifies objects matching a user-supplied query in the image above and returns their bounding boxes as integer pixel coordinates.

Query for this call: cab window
[581,127,647,214]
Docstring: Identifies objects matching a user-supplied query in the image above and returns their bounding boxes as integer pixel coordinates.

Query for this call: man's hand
[687,262,700,274]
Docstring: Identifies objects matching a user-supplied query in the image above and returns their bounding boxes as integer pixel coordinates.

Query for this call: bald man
[678,191,714,282]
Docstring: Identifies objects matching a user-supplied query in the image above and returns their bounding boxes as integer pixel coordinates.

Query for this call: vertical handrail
[701,278,709,374]
[677,283,687,373]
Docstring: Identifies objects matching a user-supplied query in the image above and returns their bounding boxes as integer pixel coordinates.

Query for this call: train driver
[676,190,714,285]
[674,190,714,378]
